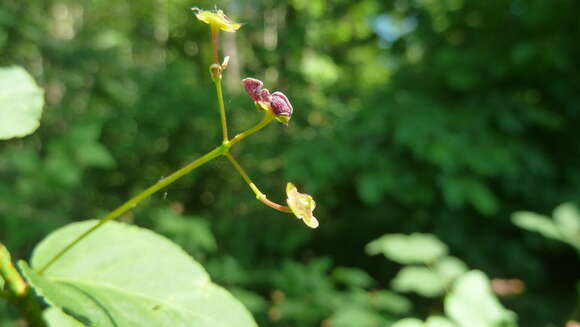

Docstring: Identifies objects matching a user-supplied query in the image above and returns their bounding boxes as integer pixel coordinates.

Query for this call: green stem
[214,76,229,141]
[224,152,292,213]
[210,25,219,65]
[38,111,275,275]
[38,144,226,274]
[228,111,275,148]
[1,244,46,327]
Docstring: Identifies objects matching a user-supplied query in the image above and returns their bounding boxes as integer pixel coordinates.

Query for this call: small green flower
[191,7,242,32]
[286,183,319,228]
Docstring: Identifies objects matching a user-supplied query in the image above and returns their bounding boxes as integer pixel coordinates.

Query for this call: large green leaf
[0,66,44,140]
[21,220,257,327]
[445,270,517,327]
[366,233,448,264]
[44,308,87,327]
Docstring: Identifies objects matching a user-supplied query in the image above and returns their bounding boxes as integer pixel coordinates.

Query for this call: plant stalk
[224,152,292,213]
[0,244,46,327]
[38,112,274,274]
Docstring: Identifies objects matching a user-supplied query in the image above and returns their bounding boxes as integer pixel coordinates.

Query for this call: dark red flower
[270,91,293,118]
[242,78,271,103]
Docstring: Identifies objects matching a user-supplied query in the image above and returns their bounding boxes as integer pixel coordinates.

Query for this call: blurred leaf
[0,66,44,140]
[22,220,256,327]
[75,143,116,169]
[229,288,268,314]
[445,270,517,327]
[153,209,217,254]
[426,316,456,327]
[392,316,457,327]
[368,290,411,314]
[553,203,580,248]
[391,318,425,327]
[301,51,340,86]
[512,211,560,240]
[44,307,87,327]
[366,233,448,264]
[513,203,580,250]
[434,256,468,283]
[333,267,375,288]
[391,266,446,297]
[329,306,386,327]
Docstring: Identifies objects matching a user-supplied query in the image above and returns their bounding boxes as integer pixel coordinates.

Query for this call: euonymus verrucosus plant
[0,7,318,326]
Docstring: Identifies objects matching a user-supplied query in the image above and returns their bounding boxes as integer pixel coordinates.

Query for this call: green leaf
[366,233,448,264]
[445,270,517,327]
[44,307,88,327]
[553,203,580,248]
[368,290,411,314]
[332,267,375,288]
[512,211,561,240]
[75,143,116,169]
[391,318,425,327]
[434,256,468,283]
[391,266,446,297]
[391,316,457,327]
[21,220,257,327]
[329,307,386,327]
[425,316,456,327]
[0,66,44,140]
[153,209,217,254]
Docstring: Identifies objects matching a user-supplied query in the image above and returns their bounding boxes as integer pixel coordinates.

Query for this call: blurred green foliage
[1,0,579,326]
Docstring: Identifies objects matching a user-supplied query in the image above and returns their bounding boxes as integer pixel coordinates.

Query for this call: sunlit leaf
[0,66,44,140]
[22,220,257,327]
[368,290,411,314]
[434,256,468,283]
[445,270,516,327]
[553,203,580,248]
[512,211,561,240]
[425,316,456,327]
[44,307,87,327]
[366,233,448,264]
[391,318,425,327]
[391,266,446,297]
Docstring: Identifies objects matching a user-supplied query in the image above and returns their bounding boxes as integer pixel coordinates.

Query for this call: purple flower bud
[242,78,271,103]
[270,91,293,120]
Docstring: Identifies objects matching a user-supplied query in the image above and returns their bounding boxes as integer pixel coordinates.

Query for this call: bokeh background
[1,0,579,326]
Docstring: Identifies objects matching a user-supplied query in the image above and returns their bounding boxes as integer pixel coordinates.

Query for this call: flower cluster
[242,78,293,124]
[193,7,318,229]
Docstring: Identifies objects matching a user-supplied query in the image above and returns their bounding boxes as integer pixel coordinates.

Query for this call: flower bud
[270,92,293,124]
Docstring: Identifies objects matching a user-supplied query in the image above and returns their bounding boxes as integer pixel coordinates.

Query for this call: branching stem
[38,112,275,274]
[224,152,292,213]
